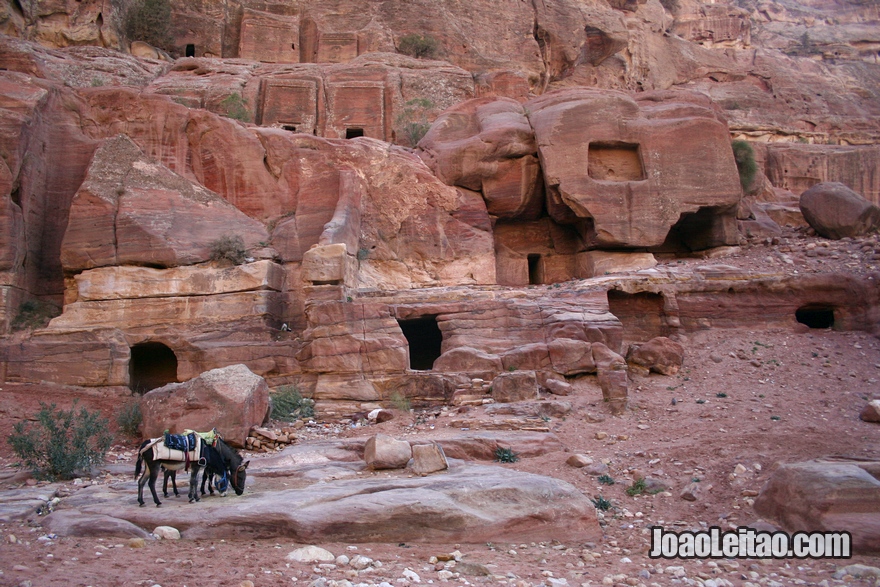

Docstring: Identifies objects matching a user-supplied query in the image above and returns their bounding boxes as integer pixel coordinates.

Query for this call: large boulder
[364,434,412,470]
[799,182,880,240]
[61,135,269,272]
[753,460,880,554]
[418,98,542,220]
[627,336,685,375]
[491,370,539,403]
[528,89,741,249]
[433,346,503,373]
[140,364,269,447]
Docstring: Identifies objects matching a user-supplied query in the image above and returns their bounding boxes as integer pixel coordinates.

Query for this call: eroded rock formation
[0,0,878,420]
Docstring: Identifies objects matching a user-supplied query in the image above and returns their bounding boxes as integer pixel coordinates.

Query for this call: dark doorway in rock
[795,305,835,329]
[346,128,364,139]
[528,254,542,285]
[282,124,297,132]
[658,206,735,252]
[129,342,178,394]
[185,44,196,57]
[398,316,443,371]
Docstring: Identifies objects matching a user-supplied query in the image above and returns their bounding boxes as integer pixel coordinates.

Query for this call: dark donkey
[136,437,249,506]
[161,440,249,499]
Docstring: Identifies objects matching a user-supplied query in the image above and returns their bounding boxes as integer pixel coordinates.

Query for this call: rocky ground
[0,229,879,587]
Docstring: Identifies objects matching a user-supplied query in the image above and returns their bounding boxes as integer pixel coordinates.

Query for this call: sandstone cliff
[0,0,878,416]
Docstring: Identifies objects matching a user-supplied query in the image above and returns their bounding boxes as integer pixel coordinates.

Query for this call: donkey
[161,440,249,499]
[135,437,249,507]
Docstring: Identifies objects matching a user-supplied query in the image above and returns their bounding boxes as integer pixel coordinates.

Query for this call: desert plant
[220,92,251,123]
[8,402,112,480]
[209,234,247,265]
[397,34,439,59]
[732,140,758,193]
[122,0,172,51]
[494,446,519,463]
[116,399,142,437]
[11,299,61,332]
[388,390,412,412]
[395,98,434,147]
[270,385,315,420]
[591,495,612,511]
[626,477,647,496]
[597,474,615,485]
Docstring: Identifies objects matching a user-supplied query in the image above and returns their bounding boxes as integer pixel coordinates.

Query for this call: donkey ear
[243,460,250,469]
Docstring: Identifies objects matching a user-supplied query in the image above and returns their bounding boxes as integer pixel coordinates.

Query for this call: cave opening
[398,316,443,371]
[129,342,178,394]
[795,305,835,329]
[527,254,542,285]
[345,128,365,139]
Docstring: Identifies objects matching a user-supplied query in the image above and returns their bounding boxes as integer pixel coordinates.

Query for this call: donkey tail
[134,439,150,480]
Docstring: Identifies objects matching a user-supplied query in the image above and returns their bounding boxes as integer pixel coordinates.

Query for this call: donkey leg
[188,466,202,503]
[137,468,148,507]
[148,466,162,507]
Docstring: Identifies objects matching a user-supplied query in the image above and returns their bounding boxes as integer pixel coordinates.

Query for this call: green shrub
[598,474,615,485]
[270,385,315,421]
[732,140,758,193]
[11,299,61,332]
[116,399,142,438]
[494,446,519,463]
[209,234,247,265]
[395,98,434,147]
[626,477,647,496]
[8,402,112,480]
[591,495,612,511]
[397,34,439,59]
[122,0,172,51]
[220,93,251,122]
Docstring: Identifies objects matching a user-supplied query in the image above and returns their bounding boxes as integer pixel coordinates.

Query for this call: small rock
[832,564,880,579]
[584,462,610,476]
[595,431,608,440]
[152,526,180,540]
[680,482,707,501]
[859,400,880,423]
[287,545,335,563]
[127,538,146,548]
[349,554,373,570]
[566,454,594,468]
[455,561,492,576]
[402,568,421,582]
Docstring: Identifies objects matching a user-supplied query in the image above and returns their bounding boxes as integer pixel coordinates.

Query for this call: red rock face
[530,88,742,248]
[61,135,270,271]
[422,90,742,253]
